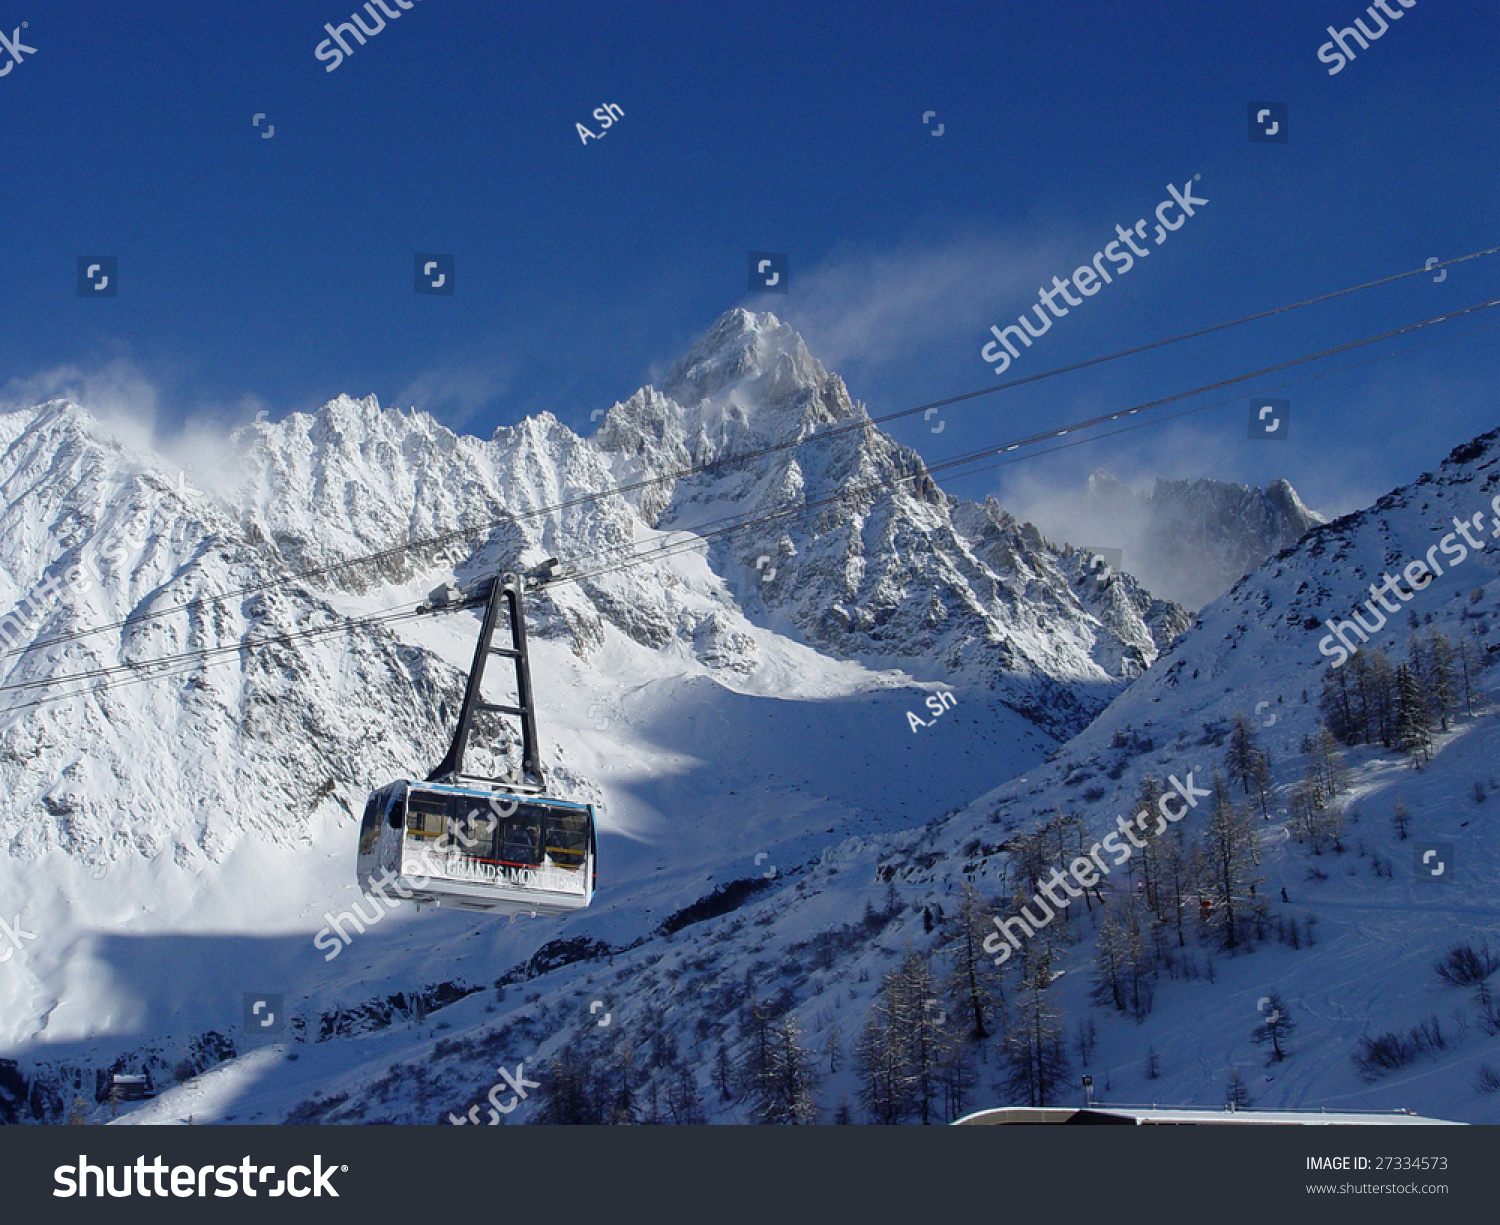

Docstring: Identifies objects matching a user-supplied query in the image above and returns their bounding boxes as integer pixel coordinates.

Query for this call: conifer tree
[936,1036,977,1122]
[1459,633,1484,716]
[943,881,1005,1043]
[1366,650,1398,747]
[1092,898,1155,1019]
[1391,798,1411,842]
[665,1062,705,1124]
[1247,748,1274,820]
[856,952,954,1124]
[1426,630,1459,731]
[1251,993,1297,1063]
[1225,1071,1253,1108]
[1002,944,1071,1107]
[824,1022,843,1075]
[714,1041,735,1101]
[739,1000,775,1098]
[1203,774,1261,949]
[855,995,906,1125]
[1091,909,1127,1014]
[1289,770,1325,850]
[895,953,947,1125]
[1160,824,1192,948]
[1133,775,1164,912]
[748,1017,818,1125]
[1395,663,1433,766]
[1313,725,1350,797]
[1225,715,1266,797]
[1320,665,1356,744]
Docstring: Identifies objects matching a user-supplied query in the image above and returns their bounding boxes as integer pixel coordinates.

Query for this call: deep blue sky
[1,0,1496,519]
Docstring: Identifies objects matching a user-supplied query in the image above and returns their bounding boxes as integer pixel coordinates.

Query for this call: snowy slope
[85,424,1500,1127]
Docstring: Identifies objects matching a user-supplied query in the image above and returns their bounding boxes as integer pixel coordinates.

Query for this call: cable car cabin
[359,571,597,916]
[358,781,596,915]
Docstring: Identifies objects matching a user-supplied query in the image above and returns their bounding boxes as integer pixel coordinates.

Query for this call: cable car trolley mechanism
[357,568,596,916]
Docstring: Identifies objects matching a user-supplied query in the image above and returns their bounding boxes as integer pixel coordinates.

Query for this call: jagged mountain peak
[592,312,868,519]
[0,399,148,471]
[1085,468,1124,498]
[294,393,430,443]
[661,309,822,400]
[647,309,861,448]
[1050,469,1325,609]
[1264,475,1319,526]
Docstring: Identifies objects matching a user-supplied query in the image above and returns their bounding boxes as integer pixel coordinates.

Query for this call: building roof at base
[952,1105,1465,1126]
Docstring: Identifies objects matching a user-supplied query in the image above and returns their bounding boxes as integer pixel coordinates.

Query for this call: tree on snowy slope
[1091,896,1155,1020]
[604,1038,640,1124]
[1310,724,1350,799]
[746,1016,819,1125]
[1126,776,1163,912]
[1091,906,1127,1015]
[714,1042,735,1101]
[1202,774,1261,950]
[856,991,907,1125]
[1251,993,1297,1063]
[856,952,956,1124]
[1459,632,1485,716]
[1391,797,1412,841]
[1395,663,1433,766]
[738,1000,777,1104]
[533,1039,608,1124]
[943,881,1006,1043]
[1225,715,1270,801]
[1246,748,1274,820]
[1320,664,1356,744]
[1222,720,1275,821]
[1288,758,1346,854]
[1322,649,1400,748]
[1006,823,1058,931]
[664,1061,705,1125]
[896,953,949,1124]
[1157,811,1193,948]
[1225,1071,1253,1109]
[1002,943,1071,1107]
[1423,630,1459,732]
[936,1034,978,1122]
[1364,650,1400,747]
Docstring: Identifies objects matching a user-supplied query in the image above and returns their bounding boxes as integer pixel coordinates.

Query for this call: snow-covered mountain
[589,311,1189,732]
[158,419,1492,1129]
[2,310,1494,1128]
[1029,470,1325,610]
[0,309,1184,1119]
